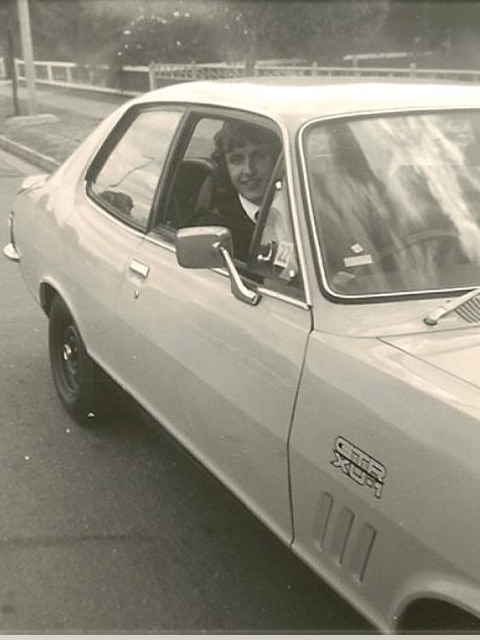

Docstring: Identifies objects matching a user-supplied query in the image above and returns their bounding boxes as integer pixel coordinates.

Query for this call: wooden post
[16,0,37,114]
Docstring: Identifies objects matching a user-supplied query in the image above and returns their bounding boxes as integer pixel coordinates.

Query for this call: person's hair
[211,120,281,195]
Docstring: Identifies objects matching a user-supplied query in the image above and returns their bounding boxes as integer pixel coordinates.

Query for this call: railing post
[65,64,73,84]
[148,62,156,91]
[409,62,417,77]
[14,57,22,79]
[47,62,53,82]
[87,65,95,86]
[191,60,197,79]
[352,55,360,77]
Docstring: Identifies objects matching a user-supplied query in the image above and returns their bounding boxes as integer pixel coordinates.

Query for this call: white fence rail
[150,61,480,84]
[2,57,480,96]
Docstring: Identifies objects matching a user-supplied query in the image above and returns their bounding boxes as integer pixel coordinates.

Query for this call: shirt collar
[238,194,259,223]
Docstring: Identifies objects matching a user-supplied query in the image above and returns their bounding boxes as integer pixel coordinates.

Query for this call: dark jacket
[192,192,255,263]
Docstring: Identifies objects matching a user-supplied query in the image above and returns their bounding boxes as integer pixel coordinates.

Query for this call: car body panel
[290,329,480,629]
[134,78,480,128]
[112,231,311,542]
[383,329,480,389]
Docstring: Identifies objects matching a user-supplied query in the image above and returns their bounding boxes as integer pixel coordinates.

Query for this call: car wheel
[48,296,99,422]
[399,599,480,633]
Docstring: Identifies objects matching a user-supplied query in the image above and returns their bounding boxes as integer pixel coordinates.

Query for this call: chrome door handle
[129,259,150,278]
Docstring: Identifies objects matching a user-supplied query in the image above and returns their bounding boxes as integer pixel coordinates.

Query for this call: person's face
[224,140,276,205]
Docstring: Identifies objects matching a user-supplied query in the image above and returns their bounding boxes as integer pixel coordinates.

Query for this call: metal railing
[150,61,480,84]
[3,57,480,96]
[12,58,150,95]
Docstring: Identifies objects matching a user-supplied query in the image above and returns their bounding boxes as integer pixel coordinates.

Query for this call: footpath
[0,81,129,171]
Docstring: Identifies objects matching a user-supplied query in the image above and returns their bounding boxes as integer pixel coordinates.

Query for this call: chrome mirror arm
[216,244,260,306]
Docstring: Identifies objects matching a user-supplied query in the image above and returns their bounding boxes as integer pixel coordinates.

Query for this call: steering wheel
[376,229,460,266]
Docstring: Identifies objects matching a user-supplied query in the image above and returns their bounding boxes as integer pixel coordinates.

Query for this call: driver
[195,120,282,262]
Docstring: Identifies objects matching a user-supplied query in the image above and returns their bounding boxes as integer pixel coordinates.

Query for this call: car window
[154,114,303,298]
[158,115,282,251]
[249,173,304,299]
[303,110,480,298]
[158,117,224,231]
[89,109,183,229]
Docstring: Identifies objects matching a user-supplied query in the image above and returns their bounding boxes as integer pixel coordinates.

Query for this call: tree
[205,0,390,66]
[28,0,131,64]
[115,5,224,65]
[383,0,480,69]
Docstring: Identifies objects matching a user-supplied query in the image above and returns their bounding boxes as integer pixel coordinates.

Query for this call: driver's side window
[157,113,303,298]
[249,175,303,298]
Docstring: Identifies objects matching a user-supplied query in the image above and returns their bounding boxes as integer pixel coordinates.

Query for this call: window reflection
[304,111,480,296]
[91,110,182,227]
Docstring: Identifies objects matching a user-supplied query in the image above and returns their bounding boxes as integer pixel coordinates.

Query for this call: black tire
[48,296,99,422]
[399,599,480,634]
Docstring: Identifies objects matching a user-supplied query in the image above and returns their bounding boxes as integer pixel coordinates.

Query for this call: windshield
[303,110,480,297]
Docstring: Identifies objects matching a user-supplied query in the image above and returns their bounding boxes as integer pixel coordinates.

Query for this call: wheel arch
[396,596,480,633]
[39,281,59,317]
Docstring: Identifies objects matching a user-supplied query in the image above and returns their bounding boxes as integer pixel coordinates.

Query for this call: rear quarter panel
[12,105,129,313]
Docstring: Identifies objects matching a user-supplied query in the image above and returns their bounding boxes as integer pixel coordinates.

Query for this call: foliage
[3,0,390,66]
[115,3,224,64]
[213,0,390,65]
[2,0,480,71]
[383,1,480,69]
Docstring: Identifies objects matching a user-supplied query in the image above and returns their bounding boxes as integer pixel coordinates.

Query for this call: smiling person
[196,120,282,262]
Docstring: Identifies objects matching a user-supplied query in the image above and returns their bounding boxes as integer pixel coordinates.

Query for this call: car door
[69,106,184,376]
[114,111,312,542]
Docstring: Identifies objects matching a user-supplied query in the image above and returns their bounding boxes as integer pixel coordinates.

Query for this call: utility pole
[6,0,20,115]
[16,0,37,115]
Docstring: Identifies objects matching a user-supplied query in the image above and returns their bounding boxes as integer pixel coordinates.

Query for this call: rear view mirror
[175,226,233,269]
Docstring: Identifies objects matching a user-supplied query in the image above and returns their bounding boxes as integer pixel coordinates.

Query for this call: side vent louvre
[349,523,376,582]
[455,297,480,323]
[312,492,377,583]
[312,492,333,550]
[331,507,354,565]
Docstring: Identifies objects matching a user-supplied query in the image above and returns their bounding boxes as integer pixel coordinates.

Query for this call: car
[5,76,480,633]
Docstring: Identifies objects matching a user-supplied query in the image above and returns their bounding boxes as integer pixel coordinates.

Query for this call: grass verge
[0,94,101,165]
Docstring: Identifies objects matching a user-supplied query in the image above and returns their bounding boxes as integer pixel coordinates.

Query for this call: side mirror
[175,226,232,269]
[175,226,260,305]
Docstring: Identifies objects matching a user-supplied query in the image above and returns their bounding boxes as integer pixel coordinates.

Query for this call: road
[0,148,374,634]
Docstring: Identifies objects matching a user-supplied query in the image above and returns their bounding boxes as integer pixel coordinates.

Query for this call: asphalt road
[0,148,374,634]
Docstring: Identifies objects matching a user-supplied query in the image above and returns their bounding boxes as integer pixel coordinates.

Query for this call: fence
[11,59,151,95]
[2,57,480,96]
[149,60,480,85]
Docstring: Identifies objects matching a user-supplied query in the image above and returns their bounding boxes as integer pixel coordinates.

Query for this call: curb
[0,134,60,172]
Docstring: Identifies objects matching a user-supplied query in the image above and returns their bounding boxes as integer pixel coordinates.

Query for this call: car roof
[134,77,480,127]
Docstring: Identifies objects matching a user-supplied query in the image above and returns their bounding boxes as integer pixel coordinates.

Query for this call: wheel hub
[61,327,79,389]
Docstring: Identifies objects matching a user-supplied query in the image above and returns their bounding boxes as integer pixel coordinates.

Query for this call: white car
[6,77,480,632]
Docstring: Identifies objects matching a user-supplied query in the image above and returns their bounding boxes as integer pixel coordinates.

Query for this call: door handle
[129,259,150,278]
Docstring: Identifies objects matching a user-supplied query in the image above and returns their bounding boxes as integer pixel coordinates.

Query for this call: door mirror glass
[175,226,233,269]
